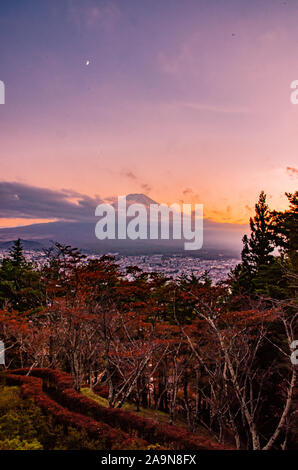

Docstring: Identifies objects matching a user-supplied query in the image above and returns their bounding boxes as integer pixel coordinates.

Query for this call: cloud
[157,38,196,77]
[180,101,250,114]
[67,0,120,32]
[121,170,152,193]
[121,170,137,180]
[141,183,151,193]
[181,188,200,201]
[0,182,102,222]
[286,166,298,178]
[182,188,193,196]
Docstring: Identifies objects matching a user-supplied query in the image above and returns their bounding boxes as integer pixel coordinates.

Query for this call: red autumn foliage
[5,368,229,450]
[3,371,145,449]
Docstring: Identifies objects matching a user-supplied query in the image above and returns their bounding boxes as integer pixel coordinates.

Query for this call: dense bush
[0,385,110,450]
[5,368,226,450]
[3,372,145,449]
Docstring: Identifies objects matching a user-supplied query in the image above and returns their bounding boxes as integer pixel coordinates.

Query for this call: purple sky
[0,0,297,228]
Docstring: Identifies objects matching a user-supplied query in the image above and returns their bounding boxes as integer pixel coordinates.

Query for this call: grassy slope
[81,387,217,444]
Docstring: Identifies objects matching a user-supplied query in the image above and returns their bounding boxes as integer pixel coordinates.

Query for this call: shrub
[0,385,107,450]
[0,438,43,450]
[2,373,144,449]
[4,368,227,449]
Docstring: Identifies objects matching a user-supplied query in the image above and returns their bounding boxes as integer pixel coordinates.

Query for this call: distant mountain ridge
[0,239,46,250]
[123,193,157,206]
[0,193,247,256]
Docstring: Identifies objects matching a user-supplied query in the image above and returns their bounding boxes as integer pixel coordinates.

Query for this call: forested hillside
[0,192,297,450]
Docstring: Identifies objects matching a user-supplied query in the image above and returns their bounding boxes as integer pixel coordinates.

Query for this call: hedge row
[6,368,229,450]
[10,368,74,391]
[3,373,145,450]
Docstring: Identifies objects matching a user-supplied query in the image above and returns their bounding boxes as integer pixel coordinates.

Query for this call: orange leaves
[220,307,278,328]
[0,308,32,335]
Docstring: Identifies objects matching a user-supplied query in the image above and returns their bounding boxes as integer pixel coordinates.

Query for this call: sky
[0,0,297,229]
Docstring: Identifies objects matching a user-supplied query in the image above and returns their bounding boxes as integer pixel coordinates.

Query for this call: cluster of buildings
[0,247,239,284]
[116,254,238,283]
